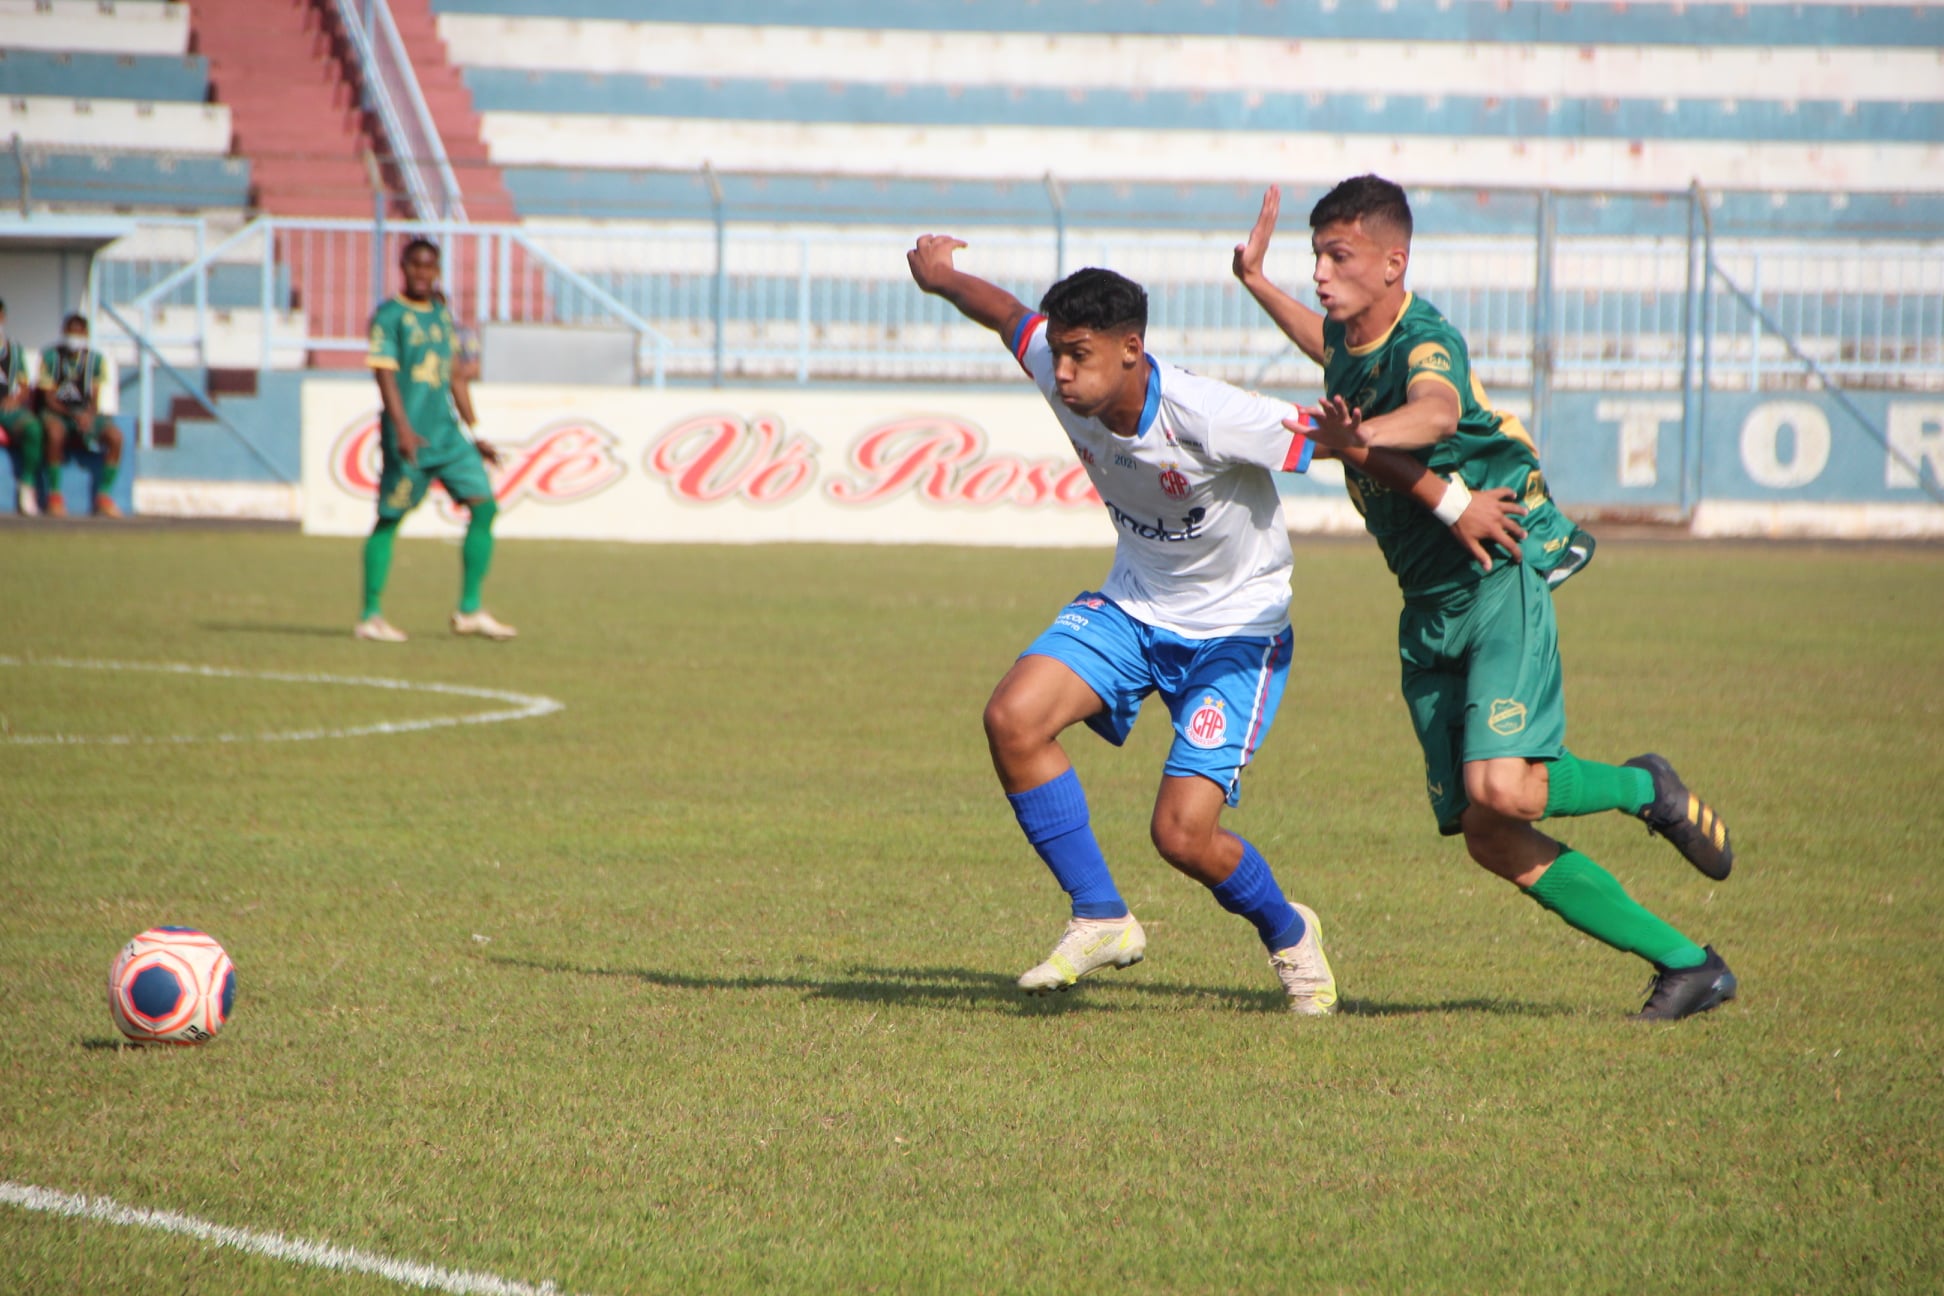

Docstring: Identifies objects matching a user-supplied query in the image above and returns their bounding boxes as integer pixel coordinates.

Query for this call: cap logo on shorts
[1488,698,1528,735]
[1186,697,1228,749]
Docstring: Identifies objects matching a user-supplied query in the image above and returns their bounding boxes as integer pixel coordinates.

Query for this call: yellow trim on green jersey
[1345,292,1414,358]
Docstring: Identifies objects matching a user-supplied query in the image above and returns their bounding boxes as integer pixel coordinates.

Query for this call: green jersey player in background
[357,238,516,643]
[0,299,46,516]
[38,313,123,518]
[1235,177,1739,1021]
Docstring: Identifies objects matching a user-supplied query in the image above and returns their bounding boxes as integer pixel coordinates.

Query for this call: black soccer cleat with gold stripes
[1623,752,1734,881]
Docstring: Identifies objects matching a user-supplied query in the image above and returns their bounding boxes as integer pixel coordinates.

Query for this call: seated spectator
[0,298,46,516]
[39,313,123,518]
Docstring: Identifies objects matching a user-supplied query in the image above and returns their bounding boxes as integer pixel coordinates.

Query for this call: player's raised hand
[1233,186,1281,283]
[1450,487,1528,572]
[1292,394,1366,449]
[907,234,970,295]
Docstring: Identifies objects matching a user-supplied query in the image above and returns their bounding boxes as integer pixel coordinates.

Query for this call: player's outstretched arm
[1297,379,1459,452]
[1233,187,1327,367]
[907,234,1031,341]
[1335,444,1528,571]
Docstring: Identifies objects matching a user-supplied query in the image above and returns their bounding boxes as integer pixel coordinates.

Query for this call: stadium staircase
[149,369,259,450]
[380,0,519,223]
[186,0,532,369]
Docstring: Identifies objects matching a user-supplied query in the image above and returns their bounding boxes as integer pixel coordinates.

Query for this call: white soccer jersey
[1010,312,1315,638]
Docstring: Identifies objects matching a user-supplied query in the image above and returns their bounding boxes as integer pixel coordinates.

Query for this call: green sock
[1525,849,1707,969]
[45,457,62,492]
[15,417,42,484]
[1543,752,1653,818]
[97,459,120,495]
[458,498,497,614]
[362,517,399,619]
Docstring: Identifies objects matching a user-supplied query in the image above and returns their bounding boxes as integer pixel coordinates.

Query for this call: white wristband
[1431,478,1472,527]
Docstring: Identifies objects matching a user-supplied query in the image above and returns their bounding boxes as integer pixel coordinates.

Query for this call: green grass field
[1,524,1939,1294]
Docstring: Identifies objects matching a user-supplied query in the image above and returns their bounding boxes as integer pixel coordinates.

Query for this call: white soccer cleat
[17,485,40,517]
[1017,914,1147,994]
[1269,903,1339,1016]
[353,615,409,643]
[450,609,518,641]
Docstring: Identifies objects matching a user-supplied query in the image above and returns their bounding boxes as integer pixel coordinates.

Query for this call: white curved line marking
[0,657,564,745]
[1,1181,579,1295]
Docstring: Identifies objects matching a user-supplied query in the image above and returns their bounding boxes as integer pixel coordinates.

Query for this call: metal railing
[81,200,1944,482]
[332,0,465,221]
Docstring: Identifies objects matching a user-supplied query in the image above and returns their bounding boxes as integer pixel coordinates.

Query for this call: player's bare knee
[1148,814,1211,871]
[981,690,1046,759]
[1463,764,1545,821]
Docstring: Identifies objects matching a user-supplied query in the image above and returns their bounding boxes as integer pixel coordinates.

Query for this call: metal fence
[83,190,1944,456]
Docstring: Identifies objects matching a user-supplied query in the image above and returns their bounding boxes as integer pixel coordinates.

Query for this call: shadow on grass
[199,621,348,639]
[484,953,1567,1017]
[485,951,1267,1013]
[1336,997,1576,1018]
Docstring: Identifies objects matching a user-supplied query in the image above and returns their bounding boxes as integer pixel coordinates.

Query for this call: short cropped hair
[1040,267,1147,337]
[1310,175,1414,243]
[63,312,88,333]
[400,237,440,263]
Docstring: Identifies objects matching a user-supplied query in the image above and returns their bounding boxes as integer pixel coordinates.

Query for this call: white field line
[0,657,564,745]
[0,1180,579,1295]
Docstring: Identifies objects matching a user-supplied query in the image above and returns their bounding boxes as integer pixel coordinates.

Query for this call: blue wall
[0,51,213,102]
[467,69,1940,145]
[431,0,1939,47]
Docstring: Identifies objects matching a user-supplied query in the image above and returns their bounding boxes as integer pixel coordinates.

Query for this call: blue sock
[1006,768,1127,919]
[1210,839,1303,950]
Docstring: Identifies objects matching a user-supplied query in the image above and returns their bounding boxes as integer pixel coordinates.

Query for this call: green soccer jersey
[1324,293,1574,596]
[0,341,28,401]
[366,295,464,458]
[38,345,109,409]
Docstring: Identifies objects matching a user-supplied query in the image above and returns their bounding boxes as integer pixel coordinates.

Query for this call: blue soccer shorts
[1021,591,1293,807]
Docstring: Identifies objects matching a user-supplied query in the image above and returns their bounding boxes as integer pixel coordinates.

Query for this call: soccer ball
[107,926,236,1045]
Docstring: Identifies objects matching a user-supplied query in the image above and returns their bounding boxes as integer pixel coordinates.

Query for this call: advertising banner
[301,381,1944,543]
[300,381,1361,544]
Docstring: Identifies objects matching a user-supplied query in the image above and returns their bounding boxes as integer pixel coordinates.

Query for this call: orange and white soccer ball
[107,926,236,1045]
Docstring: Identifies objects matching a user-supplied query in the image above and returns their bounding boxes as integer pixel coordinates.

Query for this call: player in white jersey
[908,236,1525,1014]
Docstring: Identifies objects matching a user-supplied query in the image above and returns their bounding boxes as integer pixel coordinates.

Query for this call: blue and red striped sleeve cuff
[1281,409,1316,472]
[1008,313,1046,371]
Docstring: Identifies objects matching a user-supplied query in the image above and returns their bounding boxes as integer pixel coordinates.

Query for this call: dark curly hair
[1040,267,1147,337]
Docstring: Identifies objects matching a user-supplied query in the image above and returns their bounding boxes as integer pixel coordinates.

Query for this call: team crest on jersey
[1158,465,1190,500]
[1488,698,1528,735]
[1186,696,1227,749]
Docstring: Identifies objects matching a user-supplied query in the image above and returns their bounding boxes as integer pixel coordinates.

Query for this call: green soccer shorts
[375,441,493,520]
[42,410,118,453]
[1398,561,1567,835]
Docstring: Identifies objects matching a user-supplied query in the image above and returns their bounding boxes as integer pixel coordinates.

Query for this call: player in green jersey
[0,299,46,516]
[38,314,123,518]
[356,238,516,643]
[1234,177,1738,1021]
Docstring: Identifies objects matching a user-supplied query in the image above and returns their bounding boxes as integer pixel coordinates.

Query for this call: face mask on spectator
[62,333,86,351]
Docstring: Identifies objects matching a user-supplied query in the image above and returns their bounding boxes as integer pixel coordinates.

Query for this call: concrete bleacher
[0,0,251,214]
[0,0,190,56]
[430,0,1939,221]
[0,50,214,101]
